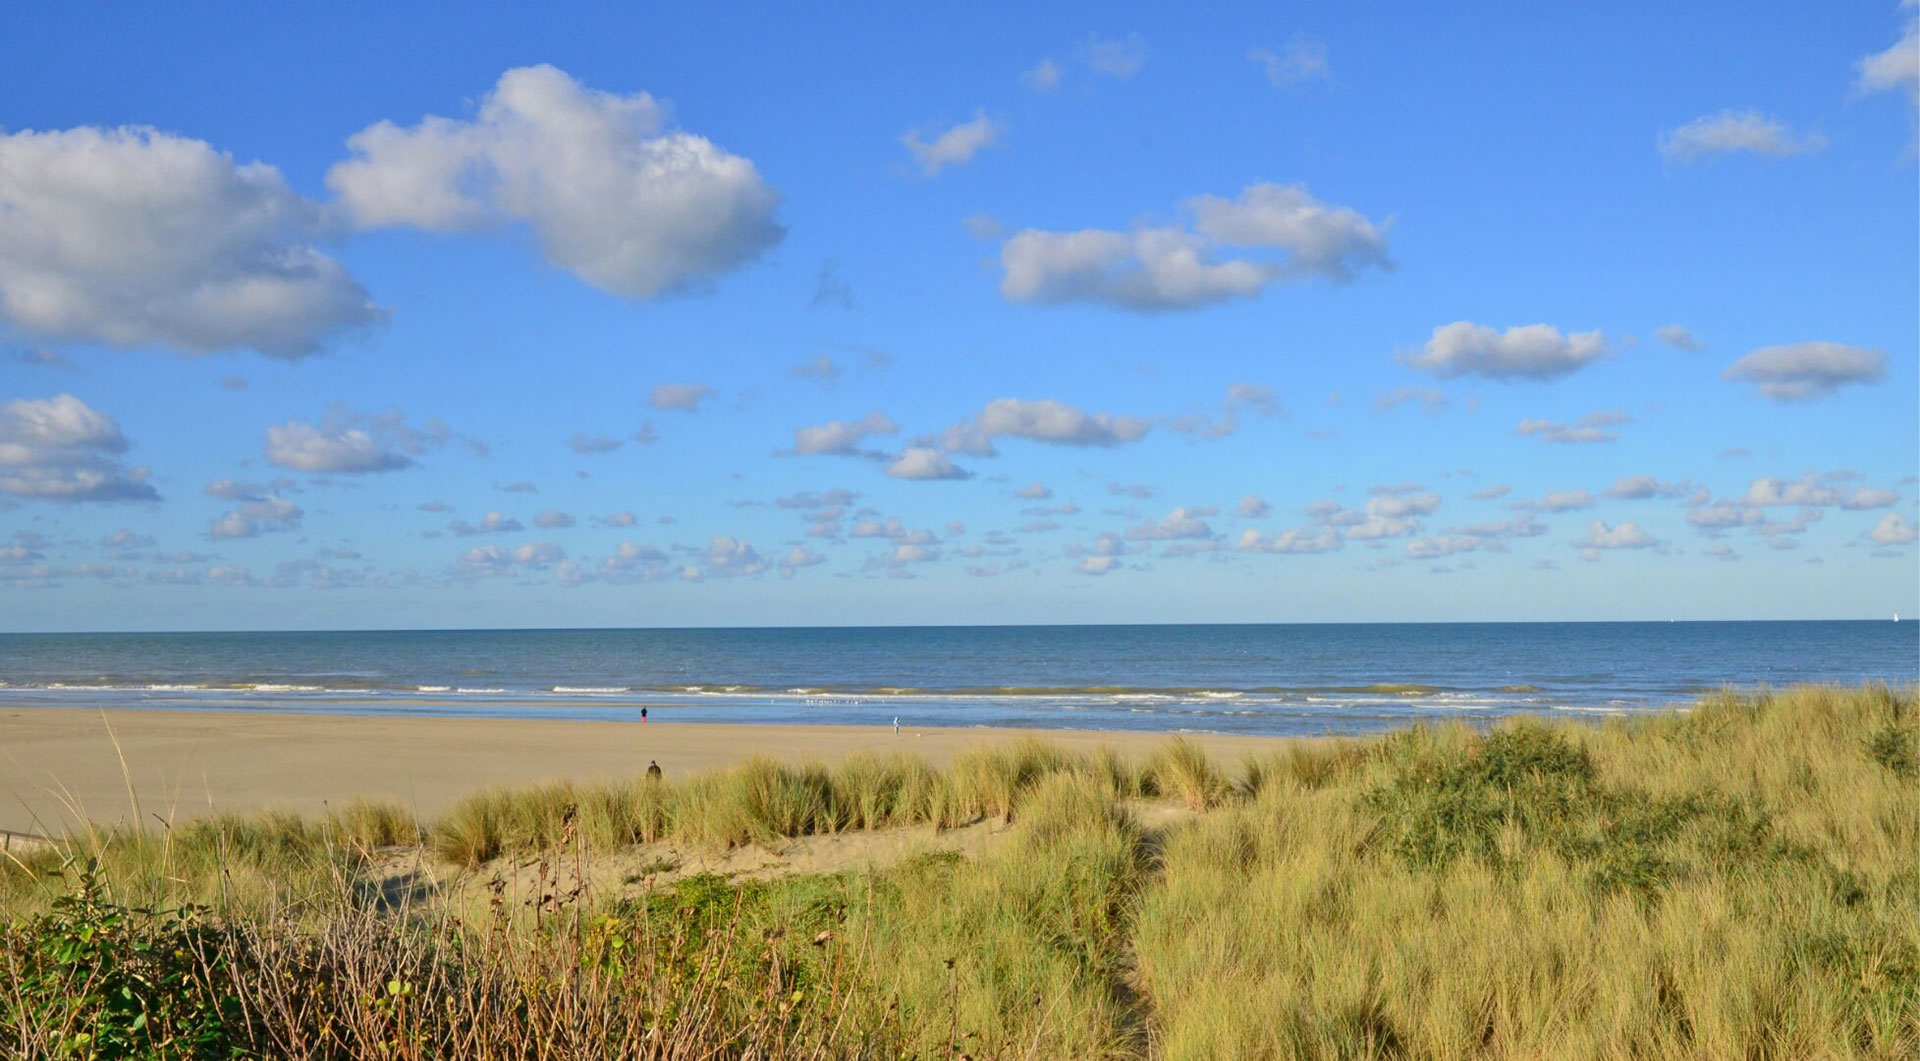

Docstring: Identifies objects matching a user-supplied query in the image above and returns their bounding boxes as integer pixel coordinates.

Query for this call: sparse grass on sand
[2,684,1915,1058]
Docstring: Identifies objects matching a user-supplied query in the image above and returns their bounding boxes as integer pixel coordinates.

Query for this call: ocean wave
[552,685,629,694]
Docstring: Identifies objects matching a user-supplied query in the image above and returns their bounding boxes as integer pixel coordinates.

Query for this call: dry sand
[0,706,1299,837]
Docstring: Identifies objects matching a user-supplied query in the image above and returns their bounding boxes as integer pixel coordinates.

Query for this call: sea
[0,622,1914,738]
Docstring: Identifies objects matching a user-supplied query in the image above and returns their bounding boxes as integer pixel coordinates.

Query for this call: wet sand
[0,705,1300,836]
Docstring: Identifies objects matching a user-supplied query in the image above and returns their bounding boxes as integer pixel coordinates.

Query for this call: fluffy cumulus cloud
[886,447,972,481]
[697,536,770,578]
[1742,475,1896,510]
[0,394,158,502]
[942,398,1151,456]
[1721,342,1887,401]
[266,421,409,474]
[999,182,1390,311]
[1658,110,1825,164]
[0,126,381,358]
[1867,513,1917,546]
[458,541,566,578]
[1404,322,1608,380]
[1516,410,1631,444]
[790,411,898,457]
[1578,520,1659,559]
[327,64,783,298]
[1237,494,1271,518]
[900,111,1001,176]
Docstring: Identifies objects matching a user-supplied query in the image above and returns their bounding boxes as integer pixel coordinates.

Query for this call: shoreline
[0,704,1303,836]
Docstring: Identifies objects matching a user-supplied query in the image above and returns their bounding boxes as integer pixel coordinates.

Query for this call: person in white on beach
[893,716,900,735]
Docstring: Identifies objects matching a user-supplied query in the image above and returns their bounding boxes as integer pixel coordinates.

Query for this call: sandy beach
[0,705,1300,837]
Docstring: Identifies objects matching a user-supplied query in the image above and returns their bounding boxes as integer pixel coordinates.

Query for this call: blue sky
[2,1,1915,631]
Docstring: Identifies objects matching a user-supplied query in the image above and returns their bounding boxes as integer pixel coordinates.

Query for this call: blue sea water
[0,622,1913,737]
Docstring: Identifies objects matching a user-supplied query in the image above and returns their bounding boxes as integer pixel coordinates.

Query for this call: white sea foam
[553,685,626,694]
[416,685,451,692]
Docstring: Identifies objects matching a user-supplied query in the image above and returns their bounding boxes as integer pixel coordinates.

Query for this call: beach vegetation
[2,684,1914,1057]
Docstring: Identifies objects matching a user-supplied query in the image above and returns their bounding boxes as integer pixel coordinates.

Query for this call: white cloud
[0,394,158,502]
[650,383,715,411]
[1658,110,1825,163]
[1655,324,1702,352]
[1366,493,1440,519]
[942,398,1151,455]
[265,420,409,474]
[595,511,638,528]
[1126,507,1215,541]
[1248,37,1330,86]
[1722,342,1887,401]
[1014,481,1053,500]
[1868,512,1917,545]
[209,495,302,539]
[328,64,782,298]
[1237,494,1271,518]
[1404,322,1608,380]
[1578,520,1659,555]
[1022,58,1063,92]
[459,541,567,578]
[1000,182,1389,311]
[1078,554,1123,575]
[1605,475,1691,500]
[1078,32,1147,77]
[791,411,899,457]
[699,536,770,578]
[1855,4,1919,108]
[598,540,673,582]
[1516,410,1631,444]
[887,447,973,481]
[779,546,826,577]
[0,126,381,358]
[534,508,576,529]
[1469,484,1512,501]
[1742,475,1896,510]
[900,111,1001,177]
[1237,526,1340,554]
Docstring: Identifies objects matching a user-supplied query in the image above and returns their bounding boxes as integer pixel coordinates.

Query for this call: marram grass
[1,683,1914,1058]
